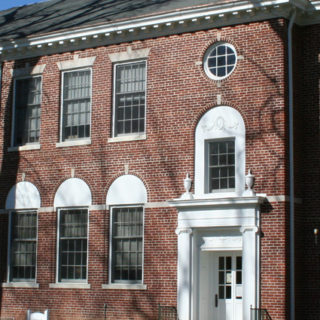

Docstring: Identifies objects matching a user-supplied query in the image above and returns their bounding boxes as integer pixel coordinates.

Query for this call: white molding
[57,55,96,70]
[2,282,39,288]
[0,196,302,214]
[54,178,92,207]
[240,226,259,234]
[38,207,54,213]
[56,138,91,148]
[6,182,41,209]
[5,0,318,60]
[194,106,246,197]
[89,204,106,211]
[145,201,169,208]
[108,47,151,62]
[8,144,41,152]
[169,195,265,209]
[108,134,146,143]
[106,175,147,206]
[175,227,193,236]
[11,64,46,77]
[102,283,147,290]
[49,283,91,289]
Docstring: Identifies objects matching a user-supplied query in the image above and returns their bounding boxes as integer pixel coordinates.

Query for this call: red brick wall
[0,18,292,319]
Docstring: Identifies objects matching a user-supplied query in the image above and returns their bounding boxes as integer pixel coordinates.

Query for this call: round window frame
[203,42,237,81]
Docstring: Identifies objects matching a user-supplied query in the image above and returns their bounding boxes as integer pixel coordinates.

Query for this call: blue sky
[0,0,46,11]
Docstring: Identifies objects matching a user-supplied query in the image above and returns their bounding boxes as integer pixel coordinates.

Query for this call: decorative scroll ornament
[201,116,239,132]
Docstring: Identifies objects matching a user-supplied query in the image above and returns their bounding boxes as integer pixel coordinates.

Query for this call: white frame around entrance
[169,196,264,320]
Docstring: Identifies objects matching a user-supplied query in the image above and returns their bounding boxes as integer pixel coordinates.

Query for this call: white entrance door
[199,251,243,320]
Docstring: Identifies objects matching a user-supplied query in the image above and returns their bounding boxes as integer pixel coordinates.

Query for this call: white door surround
[169,196,264,320]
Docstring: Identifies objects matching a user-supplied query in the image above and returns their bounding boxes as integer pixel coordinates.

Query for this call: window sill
[102,283,147,290]
[56,139,91,148]
[49,283,91,289]
[108,134,146,143]
[8,144,41,152]
[2,282,39,288]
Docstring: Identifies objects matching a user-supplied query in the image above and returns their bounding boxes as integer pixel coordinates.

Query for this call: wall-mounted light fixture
[314,228,318,245]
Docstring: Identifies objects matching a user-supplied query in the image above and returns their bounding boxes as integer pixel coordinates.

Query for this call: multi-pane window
[204,42,237,80]
[111,207,143,283]
[10,211,37,281]
[208,140,235,191]
[114,61,146,136]
[58,209,88,281]
[14,77,41,146]
[62,70,91,141]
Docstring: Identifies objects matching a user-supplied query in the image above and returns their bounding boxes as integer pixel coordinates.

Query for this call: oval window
[204,42,237,80]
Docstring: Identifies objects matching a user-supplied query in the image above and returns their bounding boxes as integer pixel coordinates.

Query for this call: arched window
[6,182,41,283]
[54,178,91,283]
[106,175,147,286]
[194,106,245,197]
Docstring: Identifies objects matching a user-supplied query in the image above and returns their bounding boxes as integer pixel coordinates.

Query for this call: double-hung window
[58,209,88,282]
[207,140,235,191]
[113,61,146,136]
[111,207,143,283]
[9,211,37,282]
[61,69,91,141]
[13,77,41,146]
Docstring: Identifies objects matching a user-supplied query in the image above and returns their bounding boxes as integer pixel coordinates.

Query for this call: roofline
[0,0,318,60]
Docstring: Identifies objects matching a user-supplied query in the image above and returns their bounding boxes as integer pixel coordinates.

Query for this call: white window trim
[107,134,146,143]
[49,283,91,289]
[203,42,237,81]
[112,60,147,138]
[108,205,145,285]
[8,144,41,152]
[108,47,150,63]
[10,64,46,77]
[55,207,89,284]
[56,55,96,71]
[59,68,92,143]
[56,138,91,148]
[2,281,39,288]
[7,210,39,284]
[11,75,43,148]
[194,106,245,198]
[102,283,147,290]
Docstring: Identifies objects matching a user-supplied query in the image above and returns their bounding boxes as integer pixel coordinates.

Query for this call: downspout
[288,8,296,320]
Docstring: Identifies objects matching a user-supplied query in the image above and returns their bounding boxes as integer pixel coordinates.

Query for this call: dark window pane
[114,62,146,136]
[112,207,143,283]
[208,57,217,68]
[14,77,41,146]
[217,67,225,77]
[219,286,224,299]
[236,256,242,269]
[219,271,224,284]
[226,257,232,270]
[59,209,88,281]
[219,257,224,269]
[10,212,37,281]
[226,286,231,299]
[62,70,91,141]
[208,140,235,191]
[236,271,242,284]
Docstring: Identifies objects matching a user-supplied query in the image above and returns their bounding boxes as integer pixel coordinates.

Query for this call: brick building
[0,0,319,319]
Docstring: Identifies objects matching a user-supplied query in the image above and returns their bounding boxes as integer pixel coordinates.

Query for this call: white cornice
[168,195,266,209]
[0,0,318,60]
